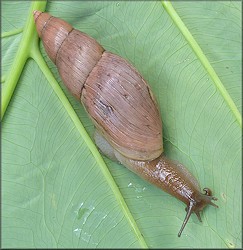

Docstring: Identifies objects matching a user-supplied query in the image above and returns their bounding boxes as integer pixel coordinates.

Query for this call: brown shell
[34,11,163,161]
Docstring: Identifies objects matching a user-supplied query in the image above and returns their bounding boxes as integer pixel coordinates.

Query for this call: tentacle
[178,201,194,237]
[203,187,212,196]
[209,199,218,208]
[202,188,218,208]
[195,211,202,222]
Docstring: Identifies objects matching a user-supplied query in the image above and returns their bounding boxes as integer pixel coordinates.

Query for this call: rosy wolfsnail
[33,11,218,237]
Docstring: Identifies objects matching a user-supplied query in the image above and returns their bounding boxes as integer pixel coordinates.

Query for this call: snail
[33,11,218,237]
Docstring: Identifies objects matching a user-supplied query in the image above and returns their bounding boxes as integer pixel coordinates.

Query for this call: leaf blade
[162,1,242,127]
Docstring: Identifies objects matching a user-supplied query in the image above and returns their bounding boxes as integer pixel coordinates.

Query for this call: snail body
[34,11,218,237]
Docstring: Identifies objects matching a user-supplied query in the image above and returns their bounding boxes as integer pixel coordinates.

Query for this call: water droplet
[136,185,146,193]
[82,231,91,242]
[73,228,81,237]
[116,2,120,7]
[226,240,235,248]
[75,202,95,224]
[77,207,89,220]
[127,182,146,193]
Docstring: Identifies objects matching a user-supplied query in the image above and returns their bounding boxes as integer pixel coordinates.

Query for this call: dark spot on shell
[94,99,114,118]
[97,84,102,90]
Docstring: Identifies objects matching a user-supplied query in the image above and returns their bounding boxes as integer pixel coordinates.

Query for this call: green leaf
[2,1,241,248]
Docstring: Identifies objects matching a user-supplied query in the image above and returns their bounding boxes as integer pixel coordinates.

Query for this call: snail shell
[33,11,218,237]
[34,11,162,162]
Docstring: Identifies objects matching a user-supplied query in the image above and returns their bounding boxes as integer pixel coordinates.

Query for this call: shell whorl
[34,11,104,99]
[34,11,163,161]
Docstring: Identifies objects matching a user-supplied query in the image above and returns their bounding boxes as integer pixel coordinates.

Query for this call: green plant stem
[162,1,242,128]
[1,28,24,38]
[1,1,47,120]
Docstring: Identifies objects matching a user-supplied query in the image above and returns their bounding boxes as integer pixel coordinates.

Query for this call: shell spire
[33,10,73,63]
[33,11,104,99]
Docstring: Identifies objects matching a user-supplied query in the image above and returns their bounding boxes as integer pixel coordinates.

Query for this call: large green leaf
[2,1,241,248]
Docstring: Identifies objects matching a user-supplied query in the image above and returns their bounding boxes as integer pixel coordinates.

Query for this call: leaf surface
[2,1,241,248]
